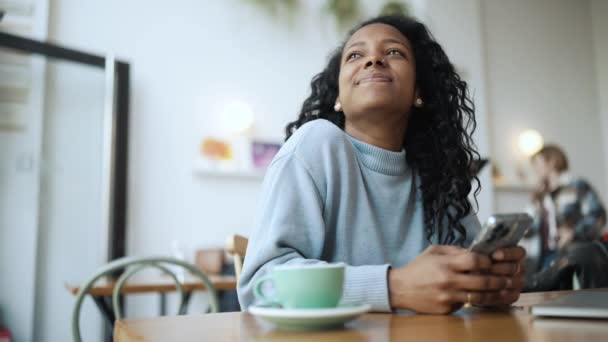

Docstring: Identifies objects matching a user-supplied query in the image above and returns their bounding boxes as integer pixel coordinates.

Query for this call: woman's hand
[488,245,527,306]
[388,245,525,314]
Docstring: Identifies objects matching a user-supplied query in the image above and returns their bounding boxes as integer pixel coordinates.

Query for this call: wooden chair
[225,234,248,281]
[194,248,224,275]
[71,256,219,342]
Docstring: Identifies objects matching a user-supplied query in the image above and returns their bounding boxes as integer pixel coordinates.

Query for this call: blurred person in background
[523,144,608,291]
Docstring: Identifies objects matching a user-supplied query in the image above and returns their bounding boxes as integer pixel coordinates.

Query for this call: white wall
[483,0,607,212]
[591,0,608,198]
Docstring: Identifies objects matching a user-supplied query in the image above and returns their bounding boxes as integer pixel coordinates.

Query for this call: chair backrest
[225,234,248,281]
[71,256,219,342]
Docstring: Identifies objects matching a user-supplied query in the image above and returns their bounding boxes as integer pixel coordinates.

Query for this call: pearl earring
[334,102,342,112]
[415,98,423,107]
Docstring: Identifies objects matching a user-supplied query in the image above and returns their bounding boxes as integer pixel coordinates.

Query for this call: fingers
[445,266,525,291]
[492,246,526,262]
[445,252,492,272]
[426,245,467,255]
[490,262,525,290]
[450,273,511,291]
[508,273,525,290]
[489,261,524,276]
[499,289,521,305]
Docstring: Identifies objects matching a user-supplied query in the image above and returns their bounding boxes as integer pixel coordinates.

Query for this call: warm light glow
[518,129,544,157]
[220,100,254,135]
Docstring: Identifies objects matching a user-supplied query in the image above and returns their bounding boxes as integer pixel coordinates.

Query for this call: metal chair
[225,234,248,281]
[71,256,219,342]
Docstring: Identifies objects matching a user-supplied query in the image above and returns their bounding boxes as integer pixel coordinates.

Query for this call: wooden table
[66,275,237,315]
[114,290,608,342]
[65,275,237,296]
[66,275,237,340]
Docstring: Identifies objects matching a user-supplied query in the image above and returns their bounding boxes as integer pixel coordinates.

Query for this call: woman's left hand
[488,246,527,305]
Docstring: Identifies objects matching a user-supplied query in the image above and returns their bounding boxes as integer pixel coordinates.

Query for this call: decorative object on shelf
[492,163,506,184]
[195,136,282,178]
[196,97,264,177]
[251,140,281,170]
[493,181,536,193]
[197,136,243,174]
[200,137,233,161]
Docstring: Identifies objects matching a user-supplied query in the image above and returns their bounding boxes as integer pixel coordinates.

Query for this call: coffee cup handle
[253,274,280,306]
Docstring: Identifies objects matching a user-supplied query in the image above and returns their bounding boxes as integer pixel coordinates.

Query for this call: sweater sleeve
[237,153,392,312]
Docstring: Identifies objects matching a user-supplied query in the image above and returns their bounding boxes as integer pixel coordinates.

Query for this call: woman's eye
[387,49,404,56]
[347,52,362,60]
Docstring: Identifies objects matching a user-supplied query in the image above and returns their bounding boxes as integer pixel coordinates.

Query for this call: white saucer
[248,304,372,330]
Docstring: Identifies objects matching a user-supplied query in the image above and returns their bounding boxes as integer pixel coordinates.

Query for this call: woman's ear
[413,89,424,107]
[334,96,342,112]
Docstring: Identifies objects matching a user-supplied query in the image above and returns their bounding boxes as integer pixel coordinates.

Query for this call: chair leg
[160,293,167,316]
[178,292,193,315]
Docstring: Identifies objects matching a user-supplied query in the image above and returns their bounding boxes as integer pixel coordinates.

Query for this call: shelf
[493,182,535,192]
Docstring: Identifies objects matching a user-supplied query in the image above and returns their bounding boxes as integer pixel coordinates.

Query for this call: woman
[238,15,525,314]
[526,145,606,271]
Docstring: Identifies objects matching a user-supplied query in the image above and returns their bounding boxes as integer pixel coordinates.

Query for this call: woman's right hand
[388,245,516,314]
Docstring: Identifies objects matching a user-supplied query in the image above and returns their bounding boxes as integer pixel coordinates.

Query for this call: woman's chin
[347,99,409,116]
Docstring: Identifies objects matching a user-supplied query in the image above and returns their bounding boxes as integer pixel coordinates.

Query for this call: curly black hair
[285,15,481,245]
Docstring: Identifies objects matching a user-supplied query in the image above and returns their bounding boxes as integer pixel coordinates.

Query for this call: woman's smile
[356,72,393,85]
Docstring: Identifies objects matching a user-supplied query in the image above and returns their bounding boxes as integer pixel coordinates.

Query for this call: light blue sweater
[237,119,481,311]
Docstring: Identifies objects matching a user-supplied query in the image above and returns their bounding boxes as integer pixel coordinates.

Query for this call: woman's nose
[364,58,385,68]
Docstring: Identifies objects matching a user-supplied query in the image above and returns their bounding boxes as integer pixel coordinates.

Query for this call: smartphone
[468,213,533,255]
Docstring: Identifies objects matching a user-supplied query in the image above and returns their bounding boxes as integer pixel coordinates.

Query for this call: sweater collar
[347,135,408,176]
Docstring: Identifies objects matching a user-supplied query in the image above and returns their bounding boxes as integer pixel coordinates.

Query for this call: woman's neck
[344,118,408,152]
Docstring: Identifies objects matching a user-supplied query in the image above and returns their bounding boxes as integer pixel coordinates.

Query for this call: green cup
[253,263,345,309]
